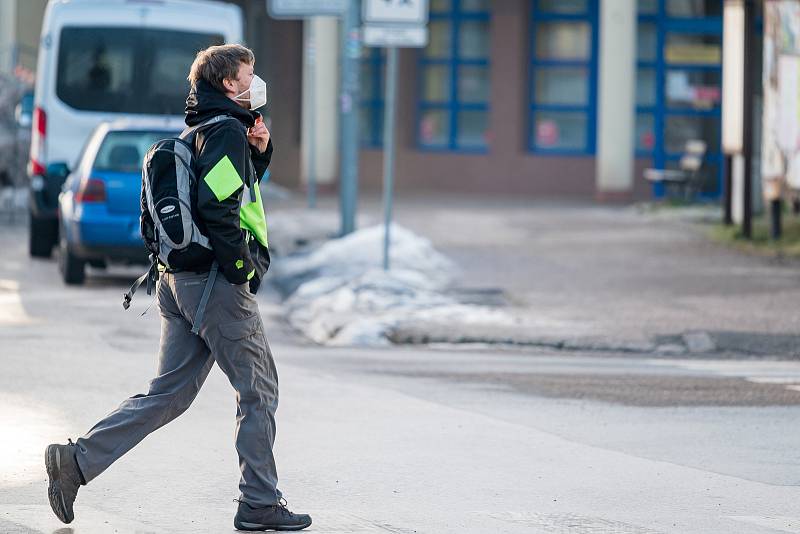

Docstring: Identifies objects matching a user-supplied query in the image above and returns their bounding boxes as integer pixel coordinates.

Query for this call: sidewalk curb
[388,324,800,360]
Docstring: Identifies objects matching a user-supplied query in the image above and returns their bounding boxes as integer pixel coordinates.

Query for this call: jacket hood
[185,78,258,128]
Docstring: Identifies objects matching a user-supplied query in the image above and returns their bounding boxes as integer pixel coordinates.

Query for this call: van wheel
[29,212,57,258]
[58,234,85,285]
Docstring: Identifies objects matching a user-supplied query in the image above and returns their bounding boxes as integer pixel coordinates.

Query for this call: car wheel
[29,211,57,258]
[58,233,85,285]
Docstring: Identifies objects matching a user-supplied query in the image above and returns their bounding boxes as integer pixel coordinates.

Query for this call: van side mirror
[46,162,70,180]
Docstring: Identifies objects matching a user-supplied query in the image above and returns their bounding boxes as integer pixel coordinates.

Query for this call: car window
[93,131,178,173]
[56,27,224,115]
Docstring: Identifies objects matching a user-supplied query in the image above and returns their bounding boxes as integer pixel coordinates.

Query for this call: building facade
[253,0,731,200]
[8,0,734,200]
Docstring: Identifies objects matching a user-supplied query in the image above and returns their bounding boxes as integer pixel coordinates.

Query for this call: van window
[56,28,224,115]
[93,130,179,173]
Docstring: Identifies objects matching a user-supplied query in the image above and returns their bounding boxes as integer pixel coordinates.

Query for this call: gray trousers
[74,270,281,506]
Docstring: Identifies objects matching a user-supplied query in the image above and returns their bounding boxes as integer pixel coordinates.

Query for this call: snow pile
[272,224,517,346]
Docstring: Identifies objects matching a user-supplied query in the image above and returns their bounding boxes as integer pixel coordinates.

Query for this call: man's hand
[247,116,270,154]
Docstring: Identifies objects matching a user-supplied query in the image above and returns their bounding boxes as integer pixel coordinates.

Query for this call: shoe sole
[234,518,313,531]
[45,444,73,524]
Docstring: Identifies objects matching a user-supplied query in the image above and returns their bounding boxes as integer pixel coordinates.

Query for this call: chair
[644,140,707,200]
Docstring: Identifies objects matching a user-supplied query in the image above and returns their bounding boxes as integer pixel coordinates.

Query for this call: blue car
[57,119,183,284]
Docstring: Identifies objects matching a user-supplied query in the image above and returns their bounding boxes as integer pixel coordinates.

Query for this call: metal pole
[307,19,317,209]
[723,153,733,225]
[382,47,399,271]
[338,0,361,235]
[742,0,754,239]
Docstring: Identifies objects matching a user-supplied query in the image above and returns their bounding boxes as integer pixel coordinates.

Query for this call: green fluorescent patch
[247,269,256,281]
[236,259,244,270]
[204,155,243,202]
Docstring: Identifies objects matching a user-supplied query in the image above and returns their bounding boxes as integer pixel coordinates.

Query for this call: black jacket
[184,79,272,291]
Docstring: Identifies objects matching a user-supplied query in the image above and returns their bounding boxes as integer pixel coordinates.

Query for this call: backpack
[123,115,233,320]
[140,114,233,268]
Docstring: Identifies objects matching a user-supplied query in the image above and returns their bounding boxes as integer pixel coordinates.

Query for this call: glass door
[637,0,723,199]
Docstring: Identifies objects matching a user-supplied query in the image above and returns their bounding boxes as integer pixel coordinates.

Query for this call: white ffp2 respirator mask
[234,75,268,110]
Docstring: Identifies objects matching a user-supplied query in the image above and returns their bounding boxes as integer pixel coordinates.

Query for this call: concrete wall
[16,0,48,72]
[0,0,47,75]
[0,1,16,76]
[300,18,340,188]
[595,0,636,200]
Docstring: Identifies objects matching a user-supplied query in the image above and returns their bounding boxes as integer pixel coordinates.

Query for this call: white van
[29,0,243,257]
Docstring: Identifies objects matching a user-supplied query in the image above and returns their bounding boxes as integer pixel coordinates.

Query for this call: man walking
[45,44,311,532]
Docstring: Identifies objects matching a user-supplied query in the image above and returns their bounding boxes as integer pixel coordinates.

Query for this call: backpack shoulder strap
[179,114,237,141]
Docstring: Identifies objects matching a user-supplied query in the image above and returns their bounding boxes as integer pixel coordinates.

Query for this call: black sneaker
[45,439,83,524]
[234,498,312,531]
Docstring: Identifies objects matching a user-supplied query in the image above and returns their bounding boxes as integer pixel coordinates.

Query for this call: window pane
[423,65,451,101]
[95,130,177,172]
[425,20,452,58]
[637,23,657,62]
[458,65,489,102]
[538,0,588,14]
[57,27,223,114]
[461,0,490,11]
[456,110,488,147]
[665,115,720,153]
[638,0,658,14]
[665,69,721,109]
[665,33,721,65]
[637,68,656,106]
[430,0,451,12]
[534,67,588,105]
[636,113,655,151]
[459,20,490,59]
[535,22,590,61]
[667,0,722,17]
[533,112,587,150]
[419,109,451,146]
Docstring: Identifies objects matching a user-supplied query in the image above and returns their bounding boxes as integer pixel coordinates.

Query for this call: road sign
[267,0,347,19]
[362,0,429,48]
[363,0,429,24]
[363,25,428,48]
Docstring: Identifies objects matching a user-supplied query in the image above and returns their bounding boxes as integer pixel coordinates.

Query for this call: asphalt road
[1,221,799,533]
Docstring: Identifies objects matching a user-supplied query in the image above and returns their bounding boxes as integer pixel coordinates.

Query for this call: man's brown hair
[188,44,255,93]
